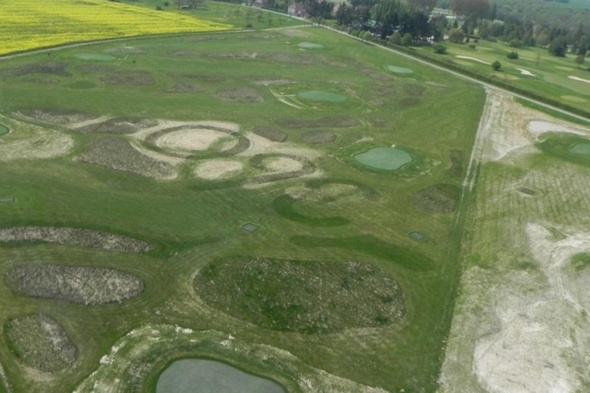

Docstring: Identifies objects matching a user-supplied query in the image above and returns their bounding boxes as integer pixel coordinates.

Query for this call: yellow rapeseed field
[0,0,231,55]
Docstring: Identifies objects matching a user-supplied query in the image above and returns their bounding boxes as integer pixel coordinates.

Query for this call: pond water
[74,54,116,61]
[0,124,9,136]
[297,90,347,102]
[387,65,413,74]
[569,142,590,157]
[354,147,412,170]
[156,359,286,393]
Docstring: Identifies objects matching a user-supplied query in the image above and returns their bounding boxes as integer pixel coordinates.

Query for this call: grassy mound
[4,314,77,372]
[0,124,8,136]
[7,265,144,305]
[410,184,460,213]
[252,127,287,142]
[194,258,405,334]
[300,131,335,144]
[0,226,152,252]
[537,134,590,167]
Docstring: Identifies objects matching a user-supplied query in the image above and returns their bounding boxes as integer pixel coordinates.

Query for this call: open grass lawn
[0,25,484,393]
[416,39,590,115]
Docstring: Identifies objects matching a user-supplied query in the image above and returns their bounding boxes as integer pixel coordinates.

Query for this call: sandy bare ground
[0,227,152,252]
[439,89,590,393]
[0,117,73,161]
[568,76,590,84]
[263,156,303,173]
[515,68,535,77]
[156,128,229,152]
[131,119,239,141]
[240,131,321,160]
[194,160,243,180]
[456,56,491,65]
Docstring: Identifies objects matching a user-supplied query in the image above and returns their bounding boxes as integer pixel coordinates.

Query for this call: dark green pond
[156,359,286,393]
[354,147,413,170]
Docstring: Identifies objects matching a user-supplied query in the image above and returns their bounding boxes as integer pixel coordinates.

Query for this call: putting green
[388,65,413,74]
[569,142,590,157]
[75,54,116,61]
[354,147,412,170]
[297,90,347,102]
[298,42,323,49]
[156,359,285,393]
[0,124,9,136]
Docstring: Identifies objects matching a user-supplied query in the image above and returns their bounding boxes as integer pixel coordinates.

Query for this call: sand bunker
[456,56,490,65]
[0,119,73,161]
[263,156,303,173]
[568,76,590,84]
[0,226,152,252]
[527,120,589,139]
[194,160,243,180]
[516,68,535,77]
[156,128,230,152]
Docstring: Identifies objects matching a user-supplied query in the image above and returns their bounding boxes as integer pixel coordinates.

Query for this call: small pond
[156,359,286,393]
[387,65,413,74]
[0,124,8,136]
[569,142,590,157]
[74,54,116,61]
[354,147,412,170]
[297,90,347,102]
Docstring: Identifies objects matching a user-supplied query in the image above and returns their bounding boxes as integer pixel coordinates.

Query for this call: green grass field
[0,21,484,393]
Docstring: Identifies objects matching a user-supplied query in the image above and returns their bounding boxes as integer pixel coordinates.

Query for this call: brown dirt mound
[0,62,71,77]
[301,131,335,145]
[167,83,203,93]
[399,97,420,107]
[410,184,460,213]
[194,258,405,334]
[214,88,263,103]
[277,116,359,129]
[403,84,426,96]
[252,127,287,142]
[0,226,153,252]
[100,72,154,86]
[6,265,144,305]
[77,137,176,179]
[77,118,158,134]
[4,314,77,372]
[19,109,97,126]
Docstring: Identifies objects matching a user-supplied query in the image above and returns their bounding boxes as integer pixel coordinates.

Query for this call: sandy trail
[515,68,535,77]
[568,76,590,84]
[456,56,491,65]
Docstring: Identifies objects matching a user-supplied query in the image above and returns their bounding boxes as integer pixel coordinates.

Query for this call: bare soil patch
[19,109,97,126]
[100,72,154,86]
[0,63,71,77]
[167,82,203,94]
[410,184,460,213]
[4,314,77,372]
[194,258,405,333]
[263,156,303,173]
[178,73,224,83]
[527,120,589,139]
[403,84,425,96]
[214,88,263,103]
[250,79,293,86]
[301,131,335,145]
[0,130,73,162]
[77,117,158,134]
[77,137,176,179]
[0,226,152,252]
[252,127,287,142]
[194,160,243,180]
[399,97,420,108]
[156,128,229,152]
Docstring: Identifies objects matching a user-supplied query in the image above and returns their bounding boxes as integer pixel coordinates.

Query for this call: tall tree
[407,0,437,12]
[451,0,490,18]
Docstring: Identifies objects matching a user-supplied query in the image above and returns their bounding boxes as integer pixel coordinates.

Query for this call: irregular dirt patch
[410,184,460,213]
[0,226,152,252]
[527,120,589,139]
[568,76,590,84]
[250,79,293,86]
[77,118,158,134]
[0,63,71,77]
[403,84,425,96]
[0,119,73,161]
[77,137,176,179]
[262,156,303,173]
[214,88,263,103]
[19,109,97,126]
[100,72,154,86]
[156,128,229,152]
[4,314,77,372]
[516,68,535,77]
[194,159,243,180]
[240,132,320,160]
[167,82,203,93]
[252,127,287,142]
[194,258,405,333]
[6,265,144,305]
[455,56,490,65]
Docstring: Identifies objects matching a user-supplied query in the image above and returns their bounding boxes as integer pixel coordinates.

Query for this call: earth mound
[77,117,158,134]
[4,314,77,372]
[0,226,153,252]
[6,265,144,305]
[410,184,460,213]
[194,257,405,333]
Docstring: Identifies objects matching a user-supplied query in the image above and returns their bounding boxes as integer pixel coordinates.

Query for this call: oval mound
[194,258,405,333]
[6,265,144,305]
[388,65,413,74]
[0,124,9,136]
[194,160,243,180]
[4,314,77,372]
